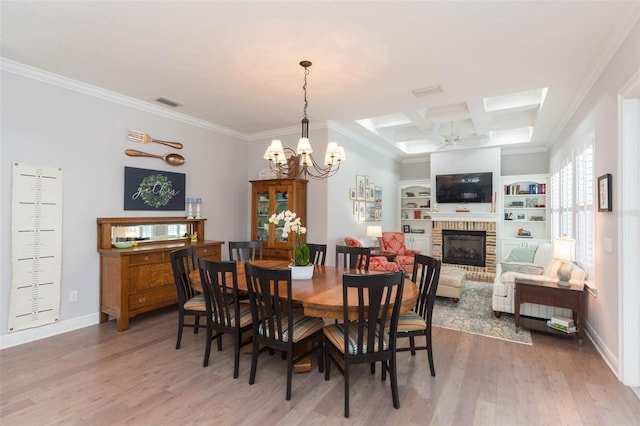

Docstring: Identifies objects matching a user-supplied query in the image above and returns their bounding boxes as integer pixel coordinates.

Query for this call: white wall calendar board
[9,163,63,332]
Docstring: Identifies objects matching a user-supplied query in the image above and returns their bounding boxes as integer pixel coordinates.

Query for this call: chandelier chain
[302,66,309,120]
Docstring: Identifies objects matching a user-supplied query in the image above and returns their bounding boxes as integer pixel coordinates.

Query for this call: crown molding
[326,120,402,161]
[246,122,324,141]
[0,58,248,140]
[546,6,640,147]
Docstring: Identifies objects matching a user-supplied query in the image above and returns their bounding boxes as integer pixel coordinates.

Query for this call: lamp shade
[296,137,313,154]
[366,225,383,238]
[553,236,576,262]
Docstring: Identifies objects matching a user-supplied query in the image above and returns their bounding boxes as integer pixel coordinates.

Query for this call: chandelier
[263,60,346,179]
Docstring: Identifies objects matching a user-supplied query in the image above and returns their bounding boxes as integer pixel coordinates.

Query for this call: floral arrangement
[268,210,309,266]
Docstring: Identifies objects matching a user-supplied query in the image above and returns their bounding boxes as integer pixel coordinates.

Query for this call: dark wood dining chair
[228,241,263,261]
[306,243,327,265]
[198,258,253,376]
[335,245,371,270]
[170,246,204,349]
[244,263,325,400]
[323,271,405,418]
[396,253,441,376]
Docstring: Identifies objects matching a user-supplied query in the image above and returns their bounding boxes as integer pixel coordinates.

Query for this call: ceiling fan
[437,121,488,149]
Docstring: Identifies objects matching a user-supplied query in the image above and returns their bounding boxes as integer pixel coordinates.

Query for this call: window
[575,145,594,269]
[550,138,595,279]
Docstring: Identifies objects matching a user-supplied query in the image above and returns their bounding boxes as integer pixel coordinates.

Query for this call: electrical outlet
[69,290,78,303]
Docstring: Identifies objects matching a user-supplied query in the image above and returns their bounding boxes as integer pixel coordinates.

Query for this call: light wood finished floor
[1,307,639,425]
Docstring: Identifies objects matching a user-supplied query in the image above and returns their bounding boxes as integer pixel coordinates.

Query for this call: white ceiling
[1,1,638,159]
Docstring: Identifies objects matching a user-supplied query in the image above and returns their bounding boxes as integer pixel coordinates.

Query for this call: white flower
[268,210,306,239]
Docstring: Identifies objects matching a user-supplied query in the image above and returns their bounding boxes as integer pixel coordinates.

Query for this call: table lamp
[554,236,576,287]
[366,225,382,248]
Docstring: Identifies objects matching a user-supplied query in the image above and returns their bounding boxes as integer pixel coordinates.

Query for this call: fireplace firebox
[442,230,486,267]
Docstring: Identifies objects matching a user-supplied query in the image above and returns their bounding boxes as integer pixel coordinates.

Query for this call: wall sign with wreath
[124,166,185,210]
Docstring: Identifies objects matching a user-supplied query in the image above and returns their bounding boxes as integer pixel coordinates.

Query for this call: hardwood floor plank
[1,307,639,425]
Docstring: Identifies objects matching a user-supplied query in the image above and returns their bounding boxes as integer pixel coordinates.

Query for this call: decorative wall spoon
[125,149,185,166]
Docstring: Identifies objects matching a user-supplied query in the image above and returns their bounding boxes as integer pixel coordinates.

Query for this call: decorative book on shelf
[504,183,546,195]
[547,316,576,333]
[547,320,577,333]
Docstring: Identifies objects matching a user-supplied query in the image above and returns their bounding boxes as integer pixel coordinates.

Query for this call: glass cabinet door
[256,190,270,242]
[274,187,290,244]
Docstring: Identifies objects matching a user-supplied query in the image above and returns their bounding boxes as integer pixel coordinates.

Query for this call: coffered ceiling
[1,1,637,159]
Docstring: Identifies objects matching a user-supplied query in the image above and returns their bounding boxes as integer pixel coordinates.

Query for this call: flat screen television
[435,172,493,203]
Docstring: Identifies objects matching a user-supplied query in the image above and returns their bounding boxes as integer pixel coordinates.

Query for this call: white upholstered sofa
[492,242,586,318]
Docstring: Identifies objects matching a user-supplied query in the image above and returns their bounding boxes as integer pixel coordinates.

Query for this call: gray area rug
[432,280,533,345]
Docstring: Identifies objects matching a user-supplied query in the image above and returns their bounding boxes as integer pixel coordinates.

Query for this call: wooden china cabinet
[97,216,223,331]
[250,178,307,261]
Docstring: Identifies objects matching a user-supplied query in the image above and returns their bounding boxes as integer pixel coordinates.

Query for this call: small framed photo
[516,213,525,220]
[356,175,366,200]
[403,225,410,233]
[366,203,376,221]
[349,187,356,200]
[369,184,375,202]
[358,202,366,222]
[598,173,612,212]
[353,201,358,215]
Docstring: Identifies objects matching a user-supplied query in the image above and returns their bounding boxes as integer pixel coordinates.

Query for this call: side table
[514,277,585,345]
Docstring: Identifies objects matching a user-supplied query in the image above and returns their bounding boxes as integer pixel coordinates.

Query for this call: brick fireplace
[431,213,497,282]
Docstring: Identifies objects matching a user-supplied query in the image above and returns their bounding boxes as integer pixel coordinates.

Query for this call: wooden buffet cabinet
[97,217,223,331]
[250,178,307,260]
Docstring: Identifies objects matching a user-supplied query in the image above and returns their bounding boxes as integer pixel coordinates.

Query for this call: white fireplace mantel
[428,212,501,222]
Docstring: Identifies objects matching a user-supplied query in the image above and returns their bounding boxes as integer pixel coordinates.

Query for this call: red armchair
[378,232,420,273]
[343,237,400,272]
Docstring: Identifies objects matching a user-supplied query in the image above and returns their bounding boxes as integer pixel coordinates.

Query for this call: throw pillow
[505,246,538,263]
[501,262,545,275]
[344,236,363,247]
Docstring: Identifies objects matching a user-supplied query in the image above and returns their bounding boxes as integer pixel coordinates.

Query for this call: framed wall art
[358,201,366,221]
[356,175,366,200]
[598,173,612,212]
[349,187,357,200]
[124,166,185,210]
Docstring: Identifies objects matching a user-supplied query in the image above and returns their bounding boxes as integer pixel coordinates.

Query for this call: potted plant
[268,210,312,279]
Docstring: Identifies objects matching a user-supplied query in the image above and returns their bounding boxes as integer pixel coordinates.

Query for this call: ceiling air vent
[411,84,442,97]
[155,97,181,107]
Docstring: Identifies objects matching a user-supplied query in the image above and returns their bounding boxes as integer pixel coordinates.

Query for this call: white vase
[290,264,314,280]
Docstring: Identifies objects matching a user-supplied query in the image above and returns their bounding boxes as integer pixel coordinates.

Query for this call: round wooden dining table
[189,260,418,321]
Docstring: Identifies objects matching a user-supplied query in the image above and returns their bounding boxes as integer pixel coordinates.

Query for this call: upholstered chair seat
[378,232,421,273]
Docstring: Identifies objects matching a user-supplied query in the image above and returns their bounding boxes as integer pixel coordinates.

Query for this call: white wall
[549,19,640,371]
[401,160,431,180]
[430,147,502,213]
[501,151,548,175]
[326,126,401,264]
[1,67,249,345]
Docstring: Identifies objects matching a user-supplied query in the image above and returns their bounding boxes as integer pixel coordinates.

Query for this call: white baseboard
[0,313,100,350]
[585,319,620,380]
